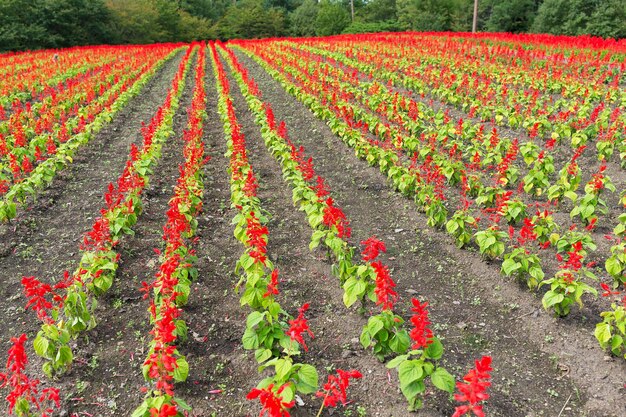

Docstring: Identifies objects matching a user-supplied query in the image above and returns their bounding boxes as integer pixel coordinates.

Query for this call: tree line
[1,0,624,52]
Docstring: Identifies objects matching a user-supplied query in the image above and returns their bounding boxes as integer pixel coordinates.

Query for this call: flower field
[0,33,624,417]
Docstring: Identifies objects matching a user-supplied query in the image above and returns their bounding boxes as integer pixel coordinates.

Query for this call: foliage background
[0,0,624,51]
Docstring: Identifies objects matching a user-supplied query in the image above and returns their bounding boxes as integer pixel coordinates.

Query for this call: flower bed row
[0,46,184,222]
[233,42,626,359]
[21,45,196,379]
[134,43,208,417]
[219,43,493,414]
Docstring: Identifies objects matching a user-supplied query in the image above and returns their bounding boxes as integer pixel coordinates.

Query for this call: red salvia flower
[149,403,178,417]
[0,334,61,416]
[452,356,493,417]
[323,197,351,238]
[315,369,362,407]
[371,261,397,311]
[600,283,620,297]
[361,236,386,262]
[409,298,433,349]
[287,303,314,351]
[263,269,280,298]
[247,383,294,417]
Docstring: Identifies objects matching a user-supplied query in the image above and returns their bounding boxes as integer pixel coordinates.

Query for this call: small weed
[89,355,99,370]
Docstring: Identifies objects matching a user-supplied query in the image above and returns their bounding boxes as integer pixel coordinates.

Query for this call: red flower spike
[453,356,492,417]
[371,261,397,311]
[409,298,433,349]
[0,334,61,415]
[149,403,178,417]
[316,369,362,408]
[287,303,314,351]
[247,383,295,417]
[263,269,280,298]
[361,236,387,262]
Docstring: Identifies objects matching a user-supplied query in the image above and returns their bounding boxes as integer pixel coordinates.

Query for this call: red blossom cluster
[323,197,351,238]
[409,298,433,349]
[247,212,270,264]
[316,369,363,407]
[360,236,386,262]
[0,334,60,417]
[287,303,314,351]
[247,383,294,417]
[452,356,493,417]
[21,273,72,324]
[371,261,398,311]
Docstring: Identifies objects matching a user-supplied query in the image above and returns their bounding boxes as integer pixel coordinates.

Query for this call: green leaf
[430,367,455,393]
[275,358,292,381]
[296,364,318,394]
[594,322,612,346]
[174,356,189,382]
[242,328,259,350]
[542,290,564,309]
[389,330,410,354]
[254,349,272,364]
[424,337,443,360]
[501,258,521,276]
[360,327,371,348]
[386,354,408,369]
[131,402,149,417]
[400,380,425,403]
[398,360,423,385]
[56,345,73,365]
[606,257,623,278]
[246,311,265,328]
[33,335,49,357]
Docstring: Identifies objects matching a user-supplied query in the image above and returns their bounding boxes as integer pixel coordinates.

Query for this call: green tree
[486,0,537,33]
[0,0,48,51]
[0,0,113,51]
[217,0,287,39]
[290,0,319,37]
[532,0,593,36]
[585,0,626,39]
[359,0,397,22]
[396,0,459,31]
[106,0,166,44]
[315,0,350,36]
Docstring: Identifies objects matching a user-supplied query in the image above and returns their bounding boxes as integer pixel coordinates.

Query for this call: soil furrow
[234,50,626,417]
[0,50,185,342]
[59,53,198,417]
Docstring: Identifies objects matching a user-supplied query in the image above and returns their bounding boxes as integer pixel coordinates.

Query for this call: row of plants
[294,36,625,158]
[20,45,196,381]
[0,48,120,123]
[0,45,177,111]
[252,41,626,359]
[232,42,626,360]
[219,43,493,414]
[271,40,620,229]
[0,47,176,194]
[0,46,184,222]
[210,41,343,417]
[259,40,626,283]
[134,44,208,417]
